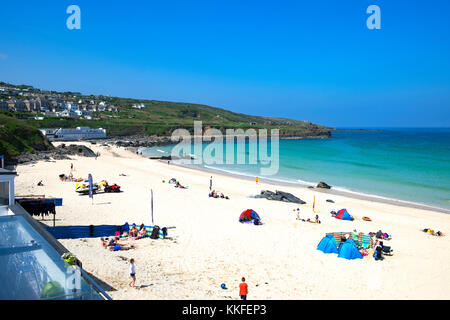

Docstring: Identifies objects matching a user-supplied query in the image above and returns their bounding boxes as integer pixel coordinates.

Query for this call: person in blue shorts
[129,259,136,288]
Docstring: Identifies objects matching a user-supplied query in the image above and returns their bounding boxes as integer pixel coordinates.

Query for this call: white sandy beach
[14,142,450,300]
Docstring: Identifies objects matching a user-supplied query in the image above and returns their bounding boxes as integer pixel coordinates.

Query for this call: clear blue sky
[1,0,449,127]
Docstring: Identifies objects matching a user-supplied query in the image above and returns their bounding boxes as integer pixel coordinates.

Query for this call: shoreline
[162,160,450,215]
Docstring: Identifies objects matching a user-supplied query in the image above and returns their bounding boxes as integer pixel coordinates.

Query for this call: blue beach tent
[317,234,339,254]
[337,239,363,260]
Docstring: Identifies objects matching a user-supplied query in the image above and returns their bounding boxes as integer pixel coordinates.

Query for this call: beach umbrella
[151,189,154,225]
[313,195,315,213]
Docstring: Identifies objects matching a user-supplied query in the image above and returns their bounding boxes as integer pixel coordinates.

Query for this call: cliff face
[0,113,53,164]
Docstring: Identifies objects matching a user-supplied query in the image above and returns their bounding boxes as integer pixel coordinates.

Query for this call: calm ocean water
[141,128,450,210]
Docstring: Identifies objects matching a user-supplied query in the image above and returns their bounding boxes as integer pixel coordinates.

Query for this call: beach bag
[150,226,160,239]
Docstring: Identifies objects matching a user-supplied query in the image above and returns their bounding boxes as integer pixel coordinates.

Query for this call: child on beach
[129,224,138,238]
[239,277,248,300]
[137,224,147,239]
[129,259,136,288]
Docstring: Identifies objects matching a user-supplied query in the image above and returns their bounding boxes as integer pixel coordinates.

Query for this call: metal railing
[78,267,112,300]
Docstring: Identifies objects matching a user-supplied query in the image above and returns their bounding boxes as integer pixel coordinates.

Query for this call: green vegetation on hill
[0,112,53,160]
[23,98,332,137]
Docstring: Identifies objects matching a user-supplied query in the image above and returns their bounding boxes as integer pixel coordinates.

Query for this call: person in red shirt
[239,277,248,300]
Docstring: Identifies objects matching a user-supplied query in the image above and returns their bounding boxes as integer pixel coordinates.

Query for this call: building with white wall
[39,127,107,141]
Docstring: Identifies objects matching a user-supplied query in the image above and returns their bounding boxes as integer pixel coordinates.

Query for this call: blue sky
[0,0,449,127]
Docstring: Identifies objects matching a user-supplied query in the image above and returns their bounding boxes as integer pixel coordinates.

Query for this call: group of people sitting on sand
[369,230,392,240]
[294,208,321,223]
[373,239,386,261]
[209,190,230,199]
[119,223,148,240]
[340,229,360,242]
[59,173,85,182]
[100,223,151,251]
[167,178,187,189]
[346,229,393,260]
[100,236,135,251]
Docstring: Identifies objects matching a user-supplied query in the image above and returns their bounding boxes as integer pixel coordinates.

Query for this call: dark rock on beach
[14,144,97,165]
[57,144,97,157]
[94,136,172,149]
[149,155,194,161]
[317,181,332,189]
[149,155,173,160]
[256,190,306,204]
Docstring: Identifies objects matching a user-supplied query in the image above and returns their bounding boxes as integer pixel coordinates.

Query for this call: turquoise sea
[141,128,450,211]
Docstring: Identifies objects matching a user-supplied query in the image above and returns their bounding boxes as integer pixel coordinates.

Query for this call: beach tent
[239,209,261,224]
[317,234,339,254]
[334,209,354,221]
[338,239,363,260]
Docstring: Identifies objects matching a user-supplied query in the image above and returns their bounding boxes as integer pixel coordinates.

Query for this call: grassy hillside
[0,112,53,161]
[24,99,332,137]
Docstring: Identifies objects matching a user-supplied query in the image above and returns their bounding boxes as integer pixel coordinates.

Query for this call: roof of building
[0,168,17,176]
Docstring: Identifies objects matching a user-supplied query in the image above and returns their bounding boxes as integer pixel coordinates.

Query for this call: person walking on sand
[209,176,213,191]
[296,208,301,220]
[70,163,73,171]
[255,177,259,184]
[129,259,136,288]
[239,277,248,300]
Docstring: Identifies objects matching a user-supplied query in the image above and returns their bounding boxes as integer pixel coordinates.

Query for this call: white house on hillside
[131,103,146,109]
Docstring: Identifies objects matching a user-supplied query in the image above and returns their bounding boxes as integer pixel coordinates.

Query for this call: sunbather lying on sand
[175,181,187,188]
[109,244,135,251]
[370,230,392,240]
[209,190,229,199]
[422,228,443,236]
[101,236,125,248]
[100,237,109,248]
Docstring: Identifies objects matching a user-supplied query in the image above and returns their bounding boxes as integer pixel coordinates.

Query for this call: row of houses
[0,85,120,117]
[0,85,151,120]
[0,98,119,115]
